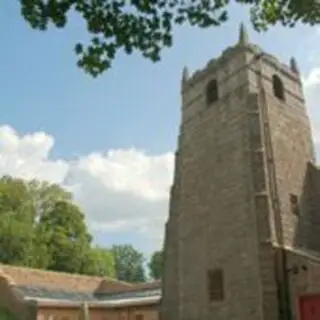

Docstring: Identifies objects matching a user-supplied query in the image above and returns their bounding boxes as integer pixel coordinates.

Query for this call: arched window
[206,79,219,106]
[272,75,285,101]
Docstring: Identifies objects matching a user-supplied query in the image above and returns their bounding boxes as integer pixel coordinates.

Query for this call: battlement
[182,24,301,90]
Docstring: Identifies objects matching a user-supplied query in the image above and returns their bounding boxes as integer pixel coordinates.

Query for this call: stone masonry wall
[161,148,183,320]
[247,52,315,251]
[247,89,279,320]
[301,164,320,252]
[162,45,276,320]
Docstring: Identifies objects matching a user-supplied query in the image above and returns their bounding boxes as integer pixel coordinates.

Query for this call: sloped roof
[0,264,132,292]
[13,284,161,303]
[0,263,161,308]
[128,280,161,291]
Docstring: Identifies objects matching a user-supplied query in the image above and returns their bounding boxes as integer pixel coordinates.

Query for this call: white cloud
[0,125,174,252]
[304,68,320,144]
[0,126,68,183]
[304,68,320,89]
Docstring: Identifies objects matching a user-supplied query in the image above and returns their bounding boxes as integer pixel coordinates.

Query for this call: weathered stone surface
[161,31,320,320]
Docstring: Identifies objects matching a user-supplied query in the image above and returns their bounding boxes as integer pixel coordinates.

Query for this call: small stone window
[207,268,224,301]
[206,79,219,106]
[290,194,300,216]
[272,74,285,101]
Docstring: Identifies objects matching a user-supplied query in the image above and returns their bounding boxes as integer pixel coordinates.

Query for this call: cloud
[304,68,320,89]
[0,126,68,183]
[304,67,320,144]
[0,125,174,252]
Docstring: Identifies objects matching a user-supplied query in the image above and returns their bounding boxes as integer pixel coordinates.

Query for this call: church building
[161,24,320,320]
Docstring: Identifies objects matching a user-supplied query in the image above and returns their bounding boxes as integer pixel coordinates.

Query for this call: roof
[0,264,132,292]
[128,280,161,291]
[26,295,161,308]
[14,285,161,302]
[13,285,161,308]
[0,264,161,308]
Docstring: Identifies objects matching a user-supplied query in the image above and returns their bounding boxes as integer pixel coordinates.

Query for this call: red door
[299,295,320,320]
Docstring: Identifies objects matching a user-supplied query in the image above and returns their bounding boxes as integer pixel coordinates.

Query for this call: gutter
[24,295,161,308]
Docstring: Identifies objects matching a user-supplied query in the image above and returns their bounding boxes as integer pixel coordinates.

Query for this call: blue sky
[0,2,319,256]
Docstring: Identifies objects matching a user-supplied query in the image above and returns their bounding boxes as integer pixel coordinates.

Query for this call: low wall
[0,271,34,320]
[37,303,159,320]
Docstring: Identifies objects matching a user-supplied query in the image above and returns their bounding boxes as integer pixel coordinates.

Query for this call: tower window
[290,194,300,216]
[206,79,219,106]
[272,75,285,101]
[207,268,224,301]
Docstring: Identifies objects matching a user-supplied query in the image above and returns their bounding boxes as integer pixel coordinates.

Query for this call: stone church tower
[161,24,320,320]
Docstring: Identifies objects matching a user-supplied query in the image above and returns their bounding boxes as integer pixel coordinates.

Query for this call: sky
[0,2,319,257]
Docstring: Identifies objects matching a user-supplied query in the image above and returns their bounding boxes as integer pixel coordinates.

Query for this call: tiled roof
[0,264,161,307]
[127,280,161,291]
[95,278,161,294]
[0,264,132,293]
[13,285,161,303]
[13,285,96,302]
[96,288,161,301]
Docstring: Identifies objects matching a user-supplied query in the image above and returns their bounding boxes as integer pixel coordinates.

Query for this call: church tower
[161,24,316,320]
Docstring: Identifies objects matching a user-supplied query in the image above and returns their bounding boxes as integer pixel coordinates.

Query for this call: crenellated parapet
[181,23,301,94]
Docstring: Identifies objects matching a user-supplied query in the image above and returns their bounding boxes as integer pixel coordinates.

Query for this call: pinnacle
[290,57,299,74]
[182,66,189,84]
[239,22,249,45]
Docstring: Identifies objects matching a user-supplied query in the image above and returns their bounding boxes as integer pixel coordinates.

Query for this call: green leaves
[148,250,163,280]
[18,0,320,77]
[112,244,146,283]
[38,200,93,273]
[0,214,34,266]
[19,0,232,77]
[82,247,116,277]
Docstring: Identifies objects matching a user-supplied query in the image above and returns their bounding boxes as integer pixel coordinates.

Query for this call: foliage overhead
[19,0,320,77]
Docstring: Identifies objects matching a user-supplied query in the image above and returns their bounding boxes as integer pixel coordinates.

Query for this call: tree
[19,0,320,78]
[0,176,76,269]
[0,214,34,266]
[81,246,116,277]
[149,250,163,280]
[0,176,35,222]
[0,176,53,268]
[0,176,71,221]
[38,200,92,274]
[0,175,119,276]
[112,244,146,283]
[26,179,72,217]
